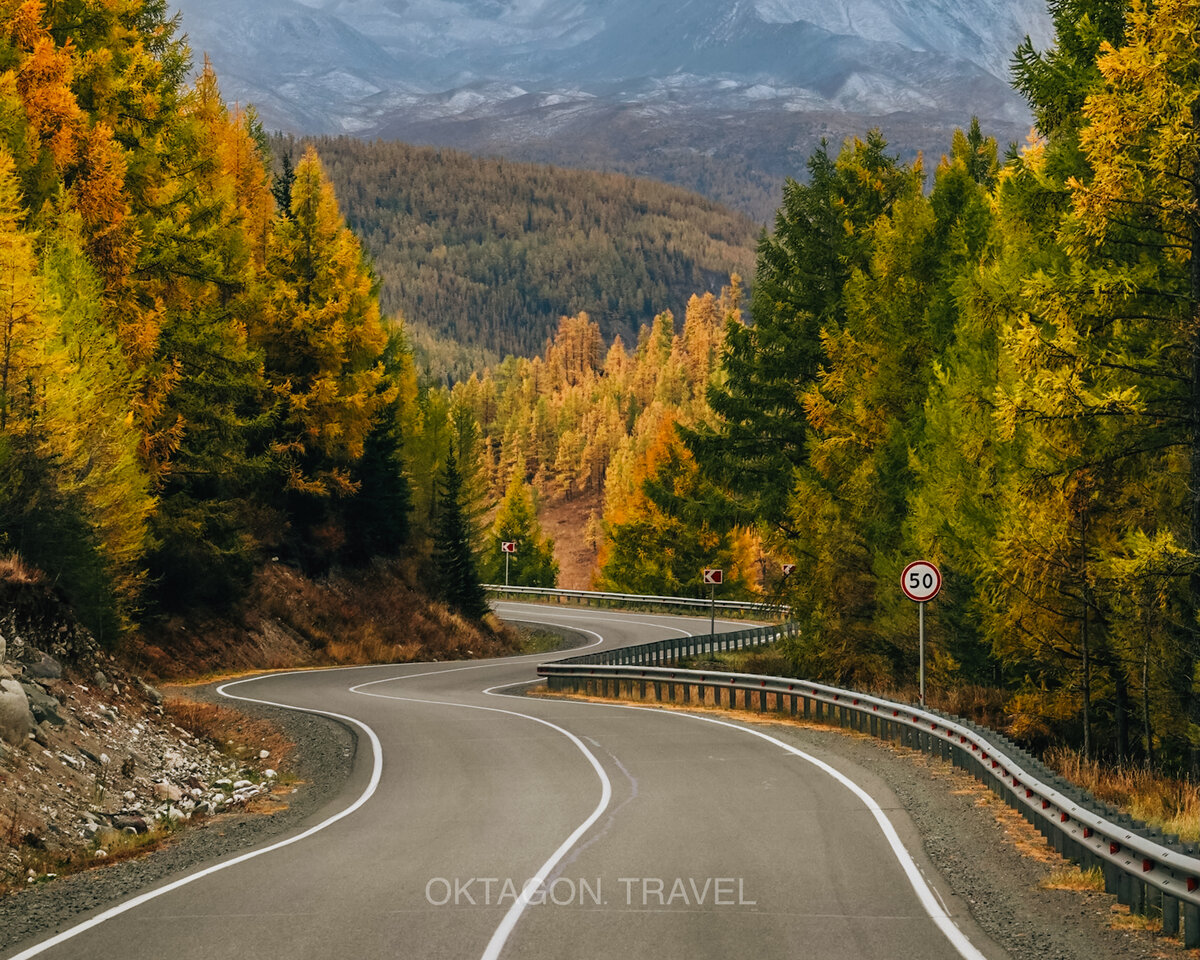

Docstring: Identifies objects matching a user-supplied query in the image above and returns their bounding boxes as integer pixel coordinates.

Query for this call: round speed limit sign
[901,560,942,602]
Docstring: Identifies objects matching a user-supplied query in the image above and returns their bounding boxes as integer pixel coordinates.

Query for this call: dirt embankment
[129,558,519,680]
[540,491,602,590]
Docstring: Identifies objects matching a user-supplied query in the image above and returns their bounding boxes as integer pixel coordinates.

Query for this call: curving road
[6,603,1008,960]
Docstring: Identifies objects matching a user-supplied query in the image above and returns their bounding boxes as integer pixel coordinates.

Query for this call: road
[7,603,1007,960]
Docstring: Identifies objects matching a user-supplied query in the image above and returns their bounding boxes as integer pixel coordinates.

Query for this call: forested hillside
[0,1,497,645]
[281,136,759,365]
[451,289,759,595]
[487,0,1200,776]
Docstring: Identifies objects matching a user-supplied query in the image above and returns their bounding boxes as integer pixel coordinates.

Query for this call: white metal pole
[710,584,715,638]
[505,550,510,588]
[919,600,926,706]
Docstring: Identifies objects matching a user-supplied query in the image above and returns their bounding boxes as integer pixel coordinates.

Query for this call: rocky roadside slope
[0,580,285,895]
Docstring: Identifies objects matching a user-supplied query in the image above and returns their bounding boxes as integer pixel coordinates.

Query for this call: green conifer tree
[433,445,489,620]
[483,470,558,587]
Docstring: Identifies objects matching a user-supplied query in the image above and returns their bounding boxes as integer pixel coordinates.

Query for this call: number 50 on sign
[901,560,941,602]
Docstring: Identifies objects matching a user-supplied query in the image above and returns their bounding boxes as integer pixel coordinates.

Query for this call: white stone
[258,750,270,760]
[152,781,183,802]
[0,678,34,746]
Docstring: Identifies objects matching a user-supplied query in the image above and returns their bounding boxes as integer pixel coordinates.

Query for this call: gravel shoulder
[0,684,356,956]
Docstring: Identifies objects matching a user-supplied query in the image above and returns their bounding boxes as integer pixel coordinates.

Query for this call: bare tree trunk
[1081,506,1092,761]
[1143,623,1154,767]
[1189,97,1200,777]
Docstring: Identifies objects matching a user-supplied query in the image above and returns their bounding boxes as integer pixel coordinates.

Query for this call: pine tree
[261,145,392,563]
[433,445,489,620]
[342,325,415,564]
[684,133,918,534]
[483,469,558,587]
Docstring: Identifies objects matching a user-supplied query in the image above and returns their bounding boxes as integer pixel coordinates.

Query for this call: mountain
[171,1,1052,218]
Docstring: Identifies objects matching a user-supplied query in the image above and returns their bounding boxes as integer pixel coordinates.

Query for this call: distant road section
[7,603,1001,960]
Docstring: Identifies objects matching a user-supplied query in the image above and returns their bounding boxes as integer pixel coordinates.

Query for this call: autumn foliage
[0,2,419,635]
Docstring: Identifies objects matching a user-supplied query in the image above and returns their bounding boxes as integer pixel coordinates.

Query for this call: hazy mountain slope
[173,1,1051,218]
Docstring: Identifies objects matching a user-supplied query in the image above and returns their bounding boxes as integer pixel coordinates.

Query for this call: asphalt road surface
[7,603,1009,960]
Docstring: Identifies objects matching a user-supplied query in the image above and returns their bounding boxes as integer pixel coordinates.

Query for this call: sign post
[703,568,723,638]
[900,560,942,705]
[501,541,517,586]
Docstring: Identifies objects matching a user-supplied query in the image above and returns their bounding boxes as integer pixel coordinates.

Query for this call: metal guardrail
[538,627,1200,945]
[485,584,787,615]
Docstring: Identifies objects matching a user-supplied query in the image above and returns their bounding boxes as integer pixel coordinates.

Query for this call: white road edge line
[485,682,989,960]
[5,671,386,960]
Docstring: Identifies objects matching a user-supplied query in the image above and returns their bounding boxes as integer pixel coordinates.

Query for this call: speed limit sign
[901,560,941,602]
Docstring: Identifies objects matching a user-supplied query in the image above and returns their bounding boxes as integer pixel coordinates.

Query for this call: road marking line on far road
[483,682,990,960]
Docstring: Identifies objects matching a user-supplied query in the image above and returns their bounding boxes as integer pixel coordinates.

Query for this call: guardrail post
[1185,900,1200,948]
[1116,871,1133,908]
[1163,894,1180,937]
[1102,861,1120,895]
[759,689,767,712]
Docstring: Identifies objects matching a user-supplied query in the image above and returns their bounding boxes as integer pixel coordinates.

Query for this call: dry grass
[1046,747,1200,842]
[1108,903,1163,933]
[0,812,180,896]
[133,559,521,681]
[162,697,293,767]
[1041,865,1106,892]
[0,552,42,586]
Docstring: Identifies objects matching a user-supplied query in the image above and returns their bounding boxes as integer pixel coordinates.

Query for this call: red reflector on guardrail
[1188,877,1198,892]
[1143,860,1153,873]
[1025,789,1033,798]
[1110,842,1120,855]
[1060,812,1068,822]
[1083,828,1093,839]
[1041,800,1049,809]
[853,698,859,705]
[761,680,766,687]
